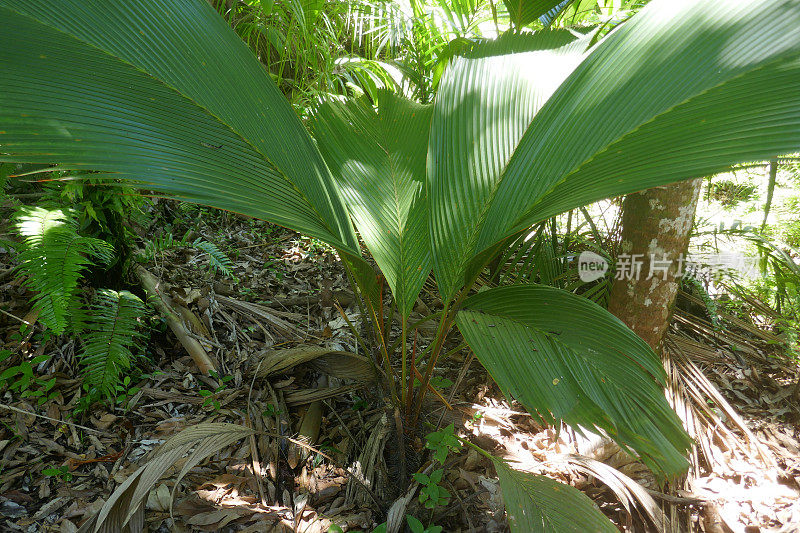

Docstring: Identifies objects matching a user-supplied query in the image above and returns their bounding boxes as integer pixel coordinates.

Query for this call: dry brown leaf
[77,422,253,533]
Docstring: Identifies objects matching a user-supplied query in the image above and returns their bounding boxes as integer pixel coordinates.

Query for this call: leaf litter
[0,203,798,532]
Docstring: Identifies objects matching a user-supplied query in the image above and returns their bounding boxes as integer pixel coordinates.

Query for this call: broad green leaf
[300,0,325,27]
[476,0,800,254]
[492,457,616,532]
[503,0,575,28]
[457,285,692,479]
[313,91,433,317]
[428,30,593,299]
[538,0,575,27]
[0,0,358,253]
[434,0,800,299]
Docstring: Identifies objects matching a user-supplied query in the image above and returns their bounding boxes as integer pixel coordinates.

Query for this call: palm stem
[411,264,485,423]
[410,300,451,424]
[401,314,408,406]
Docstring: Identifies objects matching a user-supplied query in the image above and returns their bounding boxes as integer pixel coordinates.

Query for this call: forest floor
[1,203,799,533]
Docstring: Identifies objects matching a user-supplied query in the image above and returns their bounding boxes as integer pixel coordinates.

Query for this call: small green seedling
[114,375,141,408]
[0,353,59,406]
[407,514,443,533]
[200,370,233,411]
[425,423,461,464]
[43,465,73,482]
[262,403,281,418]
[413,376,453,390]
[413,468,451,510]
[351,395,368,411]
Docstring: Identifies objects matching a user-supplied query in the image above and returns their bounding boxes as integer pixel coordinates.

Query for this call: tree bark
[608,179,703,352]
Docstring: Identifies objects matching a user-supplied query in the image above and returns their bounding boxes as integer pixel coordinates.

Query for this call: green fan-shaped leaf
[0,0,357,253]
[477,0,800,258]
[456,285,692,479]
[503,0,574,28]
[428,29,593,299]
[313,91,433,317]
[431,0,800,300]
[492,457,616,533]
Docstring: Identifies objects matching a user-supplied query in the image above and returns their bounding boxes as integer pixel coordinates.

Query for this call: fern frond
[191,238,236,279]
[79,289,145,400]
[140,232,182,260]
[140,233,236,279]
[14,207,113,333]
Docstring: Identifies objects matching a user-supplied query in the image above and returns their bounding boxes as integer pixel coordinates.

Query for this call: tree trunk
[607,179,703,352]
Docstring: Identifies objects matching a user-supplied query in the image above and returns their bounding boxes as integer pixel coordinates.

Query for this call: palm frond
[491,455,617,532]
[77,423,254,533]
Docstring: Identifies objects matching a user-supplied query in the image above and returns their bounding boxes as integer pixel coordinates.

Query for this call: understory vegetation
[1,0,799,531]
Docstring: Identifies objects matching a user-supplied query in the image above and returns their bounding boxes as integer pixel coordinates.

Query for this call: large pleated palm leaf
[312,91,433,318]
[428,28,595,298]
[0,0,357,253]
[3,0,800,530]
[429,0,800,300]
[504,0,576,28]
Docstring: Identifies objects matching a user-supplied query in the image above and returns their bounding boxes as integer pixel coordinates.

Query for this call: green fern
[140,232,178,259]
[14,206,113,334]
[141,234,236,279]
[190,238,236,279]
[77,289,145,400]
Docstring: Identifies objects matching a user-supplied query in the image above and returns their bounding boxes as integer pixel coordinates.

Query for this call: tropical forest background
[0,0,799,532]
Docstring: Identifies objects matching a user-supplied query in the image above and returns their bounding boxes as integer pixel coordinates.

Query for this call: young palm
[2,0,799,529]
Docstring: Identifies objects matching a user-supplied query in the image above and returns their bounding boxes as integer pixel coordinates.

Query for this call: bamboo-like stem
[384,294,396,345]
[340,259,398,399]
[411,365,452,409]
[135,265,216,374]
[377,328,398,404]
[371,281,399,403]
[405,331,418,420]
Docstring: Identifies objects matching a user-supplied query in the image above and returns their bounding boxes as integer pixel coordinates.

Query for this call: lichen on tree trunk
[608,179,703,352]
